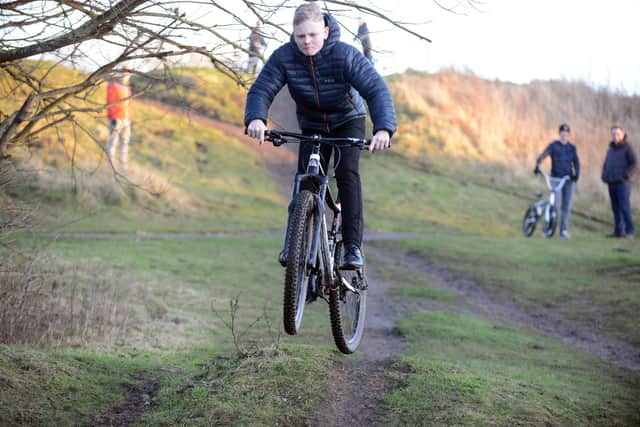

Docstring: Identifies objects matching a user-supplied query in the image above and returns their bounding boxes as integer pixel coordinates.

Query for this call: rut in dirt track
[309,266,405,427]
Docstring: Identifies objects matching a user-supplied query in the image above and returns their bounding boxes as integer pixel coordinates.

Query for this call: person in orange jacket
[106,72,132,172]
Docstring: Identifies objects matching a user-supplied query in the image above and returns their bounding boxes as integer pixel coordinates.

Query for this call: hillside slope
[1,64,290,233]
[389,69,640,208]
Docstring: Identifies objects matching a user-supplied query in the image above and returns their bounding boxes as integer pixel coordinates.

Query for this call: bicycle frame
[537,171,570,221]
[291,144,336,290]
[268,130,368,293]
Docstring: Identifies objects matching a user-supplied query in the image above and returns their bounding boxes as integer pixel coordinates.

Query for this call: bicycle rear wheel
[283,190,315,335]
[543,204,558,238]
[522,206,538,237]
[329,241,367,354]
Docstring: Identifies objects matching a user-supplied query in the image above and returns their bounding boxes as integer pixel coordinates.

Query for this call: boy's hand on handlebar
[247,119,267,145]
[533,166,541,175]
[369,130,391,152]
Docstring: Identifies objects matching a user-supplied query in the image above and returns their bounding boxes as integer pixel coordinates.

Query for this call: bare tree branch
[0,0,147,64]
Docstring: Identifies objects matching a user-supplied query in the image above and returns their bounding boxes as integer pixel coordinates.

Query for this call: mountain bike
[522,171,570,238]
[265,129,368,354]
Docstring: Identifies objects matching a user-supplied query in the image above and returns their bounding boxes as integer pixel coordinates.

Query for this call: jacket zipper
[309,56,330,133]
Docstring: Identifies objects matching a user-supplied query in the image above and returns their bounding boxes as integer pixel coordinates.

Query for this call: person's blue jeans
[551,178,574,233]
[608,182,634,236]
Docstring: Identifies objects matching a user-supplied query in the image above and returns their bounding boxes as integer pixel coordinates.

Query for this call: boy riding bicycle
[245,3,397,269]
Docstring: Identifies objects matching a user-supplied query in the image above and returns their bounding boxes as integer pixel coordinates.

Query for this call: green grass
[1,236,341,425]
[361,150,610,236]
[140,344,332,426]
[48,236,337,350]
[385,312,640,426]
[136,67,245,125]
[370,259,459,302]
[374,236,640,346]
[0,345,148,426]
[4,63,284,234]
[33,101,284,233]
[362,152,566,236]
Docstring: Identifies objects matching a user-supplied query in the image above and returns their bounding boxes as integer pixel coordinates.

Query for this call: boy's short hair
[293,2,324,26]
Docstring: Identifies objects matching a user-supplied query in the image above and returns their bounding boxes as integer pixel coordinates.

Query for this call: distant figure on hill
[106,72,132,173]
[354,17,373,62]
[247,22,267,75]
[602,126,637,238]
[534,123,580,239]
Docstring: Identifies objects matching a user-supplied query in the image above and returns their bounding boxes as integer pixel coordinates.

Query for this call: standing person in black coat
[354,17,373,62]
[602,126,637,238]
[245,2,396,269]
[534,124,580,239]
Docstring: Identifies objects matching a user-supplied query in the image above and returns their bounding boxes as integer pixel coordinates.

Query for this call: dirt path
[87,370,169,427]
[367,245,640,373]
[309,266,405,427]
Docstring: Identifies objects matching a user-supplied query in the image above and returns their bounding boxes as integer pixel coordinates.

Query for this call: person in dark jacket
[354,17,372,62]
[245,3,396,269]
[534,123,580,239]
[602,126,637,238]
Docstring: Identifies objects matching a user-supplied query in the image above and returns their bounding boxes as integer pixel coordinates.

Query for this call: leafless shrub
[0,163,37,248]
[0,254,132,347]
[212,294,281,359]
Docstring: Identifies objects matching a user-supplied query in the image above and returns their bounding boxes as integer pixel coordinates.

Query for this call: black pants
[608,182,635,235]
[298,118,365,247]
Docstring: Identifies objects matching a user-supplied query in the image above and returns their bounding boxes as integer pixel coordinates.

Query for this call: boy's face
[293,19,328,56]
[559,130,570,142]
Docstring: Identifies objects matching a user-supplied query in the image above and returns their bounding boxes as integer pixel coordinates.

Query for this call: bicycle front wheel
[283,190,315,335]
[543,204,558,238]
[522,206,538,237]
[329,242,367,354]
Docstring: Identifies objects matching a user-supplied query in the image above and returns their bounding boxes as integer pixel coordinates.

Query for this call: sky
[348,0,640,94]
[26,0,639,95]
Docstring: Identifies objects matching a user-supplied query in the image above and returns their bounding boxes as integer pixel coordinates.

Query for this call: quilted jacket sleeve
[344,47,397,136]
[244,49,287,127]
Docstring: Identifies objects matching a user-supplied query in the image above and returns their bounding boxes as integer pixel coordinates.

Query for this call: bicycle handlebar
[538,171,571,190]
[264,130,370,148]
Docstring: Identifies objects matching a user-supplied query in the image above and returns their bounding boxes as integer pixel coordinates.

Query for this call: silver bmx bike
[522,171,570,238]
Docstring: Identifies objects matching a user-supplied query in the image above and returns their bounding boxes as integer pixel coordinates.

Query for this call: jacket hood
[289,13,341,56]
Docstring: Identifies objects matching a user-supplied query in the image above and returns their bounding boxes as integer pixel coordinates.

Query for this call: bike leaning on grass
[522,171,570,238]
[266,130,368,354]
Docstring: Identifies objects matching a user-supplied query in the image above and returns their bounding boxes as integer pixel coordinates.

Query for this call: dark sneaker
[341,244,363,270]
[278,249,287,267]
[606,233,624,238]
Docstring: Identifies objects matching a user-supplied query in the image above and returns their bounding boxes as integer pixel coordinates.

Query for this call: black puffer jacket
[602,140,637,184]
[244,13,396,135]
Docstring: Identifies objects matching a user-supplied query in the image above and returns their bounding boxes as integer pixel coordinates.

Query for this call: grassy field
[1,236,344,425]
[386,312,639,426]
[2,65,639,425]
